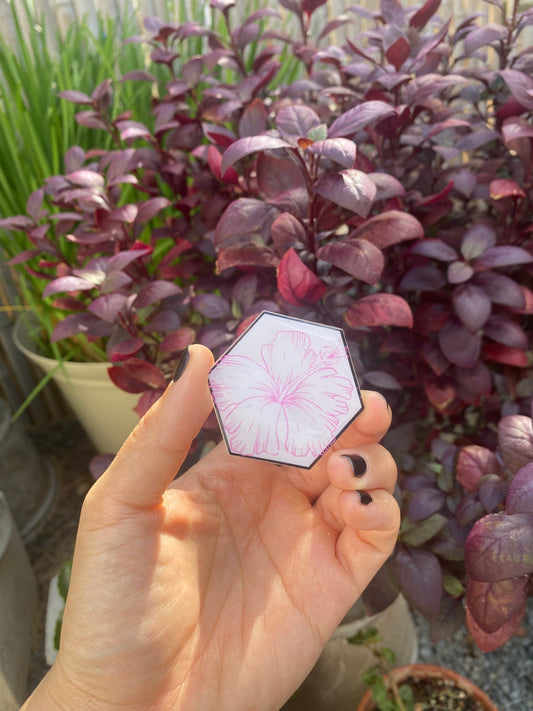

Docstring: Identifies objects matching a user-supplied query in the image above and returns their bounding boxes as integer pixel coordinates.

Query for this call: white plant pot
[14,318,139,454]
[282,594,418,711]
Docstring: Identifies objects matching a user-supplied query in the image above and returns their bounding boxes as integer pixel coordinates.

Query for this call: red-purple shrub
[2,0,532,649]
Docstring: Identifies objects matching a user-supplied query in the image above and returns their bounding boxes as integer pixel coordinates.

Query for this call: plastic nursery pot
[356,664,499,711]
[13,315,139,454]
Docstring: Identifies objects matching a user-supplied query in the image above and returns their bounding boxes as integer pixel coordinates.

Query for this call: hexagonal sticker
[208,311,363,468]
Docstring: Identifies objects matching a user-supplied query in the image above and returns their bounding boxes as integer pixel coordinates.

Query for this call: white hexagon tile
[208,311,363,468]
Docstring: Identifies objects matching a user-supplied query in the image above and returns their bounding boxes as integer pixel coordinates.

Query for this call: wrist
[21,661,102,711]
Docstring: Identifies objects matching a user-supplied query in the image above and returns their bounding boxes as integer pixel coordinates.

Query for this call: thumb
[96,345,214,509]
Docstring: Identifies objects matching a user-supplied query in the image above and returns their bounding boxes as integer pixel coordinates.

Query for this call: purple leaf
[271,212,307,254]
[456,445,500,492]
[160,328,195,353]
[476,245,533,268]
[50,313,102,342]
[344,293,413,328]
[455,361,492,399]
[411,238,458,262]
[367,173,405,201]
[313,169,376,217]
[66,169,105,188]
[220,135,291,175]
[473,272,525,309]
[134,281,181,308]
[396,549,442,616]
[109,337,144,362]
[256,151,307,201]
[461,224,496,259]
[466,576,529,634]
[478,474,508,512]
[217,244,279,272]
[327,101,395,138]
[385,33,411,71]
[107,247,153,272]
[484,315,529,349]
[307,138,356,168]
[409,0,442,30]
[215,198,279,247]
[0,215,34,231]
[74,110,109,131]
[193,293,231,319]
[58,89,92,104]
[43,276,95,298]
[275,104,321,140]
[399,265,447,291]
[466,599,527,652]
[277,248,327,306]
[108,358,167,392]
[438,318,481,367]
[136,197,172,223]
[317,239,384,284]
[453,284,491,331]
[362,370,402,390]
[490,178,526,200]
[232,273,258,311]
[502,116,533,144]
[145,309,181,333]
[238,98,268,138]
[88,293,129,322]
[408,488,447,522]
[352,211,423,248]
[447,260,474,284]
[498,69,533,110]
[506,464,533,515]
[465,512,533,581]
[456,494,486,528]
[117,121,151,142]
[464,23,507,54]
[498,415,533,474]
[429,596,465,643]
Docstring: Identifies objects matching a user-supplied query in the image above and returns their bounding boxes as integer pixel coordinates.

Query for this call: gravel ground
[24,417,533,710]
[414,601,533,711]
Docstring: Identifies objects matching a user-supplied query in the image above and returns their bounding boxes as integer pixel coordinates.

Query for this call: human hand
[23,344,399,711]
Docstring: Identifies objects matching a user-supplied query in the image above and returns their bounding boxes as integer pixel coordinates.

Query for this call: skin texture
[22,344,400,711]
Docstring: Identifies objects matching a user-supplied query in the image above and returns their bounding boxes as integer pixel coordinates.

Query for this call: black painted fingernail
[344,454,367,478]
[173,347,190,382]
[357,490,373,505]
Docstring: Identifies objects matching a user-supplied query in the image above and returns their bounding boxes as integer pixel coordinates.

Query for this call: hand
[23,344,400,711]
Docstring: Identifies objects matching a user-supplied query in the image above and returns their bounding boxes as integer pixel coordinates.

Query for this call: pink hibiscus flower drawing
[209,328,357,466]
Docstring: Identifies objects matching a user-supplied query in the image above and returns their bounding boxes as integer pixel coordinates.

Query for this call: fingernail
[173,347,190,382]
[357,490,373,506]
[343,454,367,478]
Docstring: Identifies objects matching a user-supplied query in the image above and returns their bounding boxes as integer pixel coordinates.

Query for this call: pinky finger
[335,490,400,588]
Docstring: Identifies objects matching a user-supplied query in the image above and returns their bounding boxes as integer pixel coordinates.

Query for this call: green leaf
[347,626,382,647]
[442,571,465,597]
[57,559,73,600]
[401,513,448,546]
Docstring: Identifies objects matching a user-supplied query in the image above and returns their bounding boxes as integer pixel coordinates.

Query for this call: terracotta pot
[356,663,499,711]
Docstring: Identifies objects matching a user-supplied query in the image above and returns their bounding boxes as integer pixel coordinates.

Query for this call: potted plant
[1,0,532,650]
[350,627,498,711]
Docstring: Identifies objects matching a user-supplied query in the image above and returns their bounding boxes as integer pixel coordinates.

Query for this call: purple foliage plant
[1,0,532,649]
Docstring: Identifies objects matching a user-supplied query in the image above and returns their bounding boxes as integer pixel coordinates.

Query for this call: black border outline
[207,311,364,469]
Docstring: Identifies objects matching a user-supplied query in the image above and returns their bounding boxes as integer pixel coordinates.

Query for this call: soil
[402,675,485,710]
[25,417,96,694]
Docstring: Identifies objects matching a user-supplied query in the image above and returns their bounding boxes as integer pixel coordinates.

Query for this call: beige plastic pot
[356,663,499,711]
[282,594,418,711]
[14,318,139,454]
